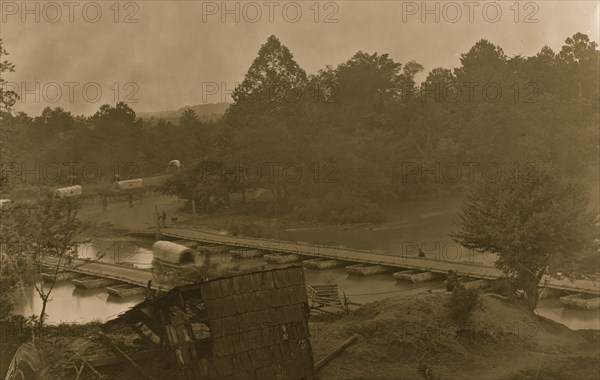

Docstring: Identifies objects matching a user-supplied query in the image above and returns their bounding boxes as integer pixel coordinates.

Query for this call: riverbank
[75,192,466,239]
[75,193,599,276]
[4,291,599,380]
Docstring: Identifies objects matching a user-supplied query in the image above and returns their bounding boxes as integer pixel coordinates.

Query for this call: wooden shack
[201,266,314,379]
[103,266,315,380]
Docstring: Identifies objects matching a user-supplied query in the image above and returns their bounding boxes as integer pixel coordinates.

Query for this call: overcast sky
[2,0,598,116]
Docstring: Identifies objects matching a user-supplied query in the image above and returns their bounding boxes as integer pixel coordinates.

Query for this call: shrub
[290,193,385,224]
[488,276,516,297]
[447,284,480,322]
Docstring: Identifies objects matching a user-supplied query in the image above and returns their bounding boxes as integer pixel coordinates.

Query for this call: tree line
[1,33,598,223]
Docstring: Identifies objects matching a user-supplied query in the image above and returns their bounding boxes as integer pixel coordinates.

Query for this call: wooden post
[314,334,360,372]
[73,363,85,380]
[192,199,196,226]
[155,205,162,239]
[132,323,158,349]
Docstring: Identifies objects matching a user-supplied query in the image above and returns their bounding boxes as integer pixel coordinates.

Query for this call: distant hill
[137,103,230,124]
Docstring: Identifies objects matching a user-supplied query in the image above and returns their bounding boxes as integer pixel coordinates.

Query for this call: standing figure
[446,270,457,291]
[128,194,134,208]
[102,197,108,211]
[418,248,426,259]
[162,210,167,228]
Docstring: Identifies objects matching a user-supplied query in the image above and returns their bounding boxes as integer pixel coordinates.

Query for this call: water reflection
[76,238,153,268]
[536,298,600,330]
[13,237,600,330]
[280,197,497,266]
[15,282,144,324]
[304,267,446,303]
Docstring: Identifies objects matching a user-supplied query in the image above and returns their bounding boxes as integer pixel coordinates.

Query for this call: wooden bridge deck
[42,257,158,290]
[42,228,600,296]
[161,228,600,295]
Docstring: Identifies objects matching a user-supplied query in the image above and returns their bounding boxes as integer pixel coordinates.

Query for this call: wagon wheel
[152,261,168,284]
[152,268,166,284]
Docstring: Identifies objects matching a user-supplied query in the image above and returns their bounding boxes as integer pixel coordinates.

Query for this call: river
[13,195,600,329]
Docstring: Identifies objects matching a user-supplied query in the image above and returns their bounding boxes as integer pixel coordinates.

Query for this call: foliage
[160,160,235,211]
[226,35,308,129]
[290,193,385,224]
[1,197,81,333]
[0,39,18,114]
[452,165,596,310]
[179,108,203,129]
[2,33,599,226]
[0,252,20,320]
[0,40,19,193]
[447,285,480,323]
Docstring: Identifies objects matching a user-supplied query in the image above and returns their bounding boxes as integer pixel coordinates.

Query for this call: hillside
[136,102,229,123]
[312,291,600,379]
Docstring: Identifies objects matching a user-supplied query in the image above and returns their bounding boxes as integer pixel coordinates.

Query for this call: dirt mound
[311,291,599,380]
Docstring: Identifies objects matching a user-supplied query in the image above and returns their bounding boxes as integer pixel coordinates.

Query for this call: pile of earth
[310,291,600,380]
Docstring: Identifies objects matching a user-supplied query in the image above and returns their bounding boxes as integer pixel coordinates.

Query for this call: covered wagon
[115,179,143,190]
[53,185,82,199]
[0,199,13,210]
[167,160,182,170]
[152,241,207,285]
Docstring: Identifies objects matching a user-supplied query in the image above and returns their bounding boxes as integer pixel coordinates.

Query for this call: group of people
[158,210,178,228]
[99,192,136,210]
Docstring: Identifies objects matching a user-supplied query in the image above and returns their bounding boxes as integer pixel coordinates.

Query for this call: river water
[14,200,600,330]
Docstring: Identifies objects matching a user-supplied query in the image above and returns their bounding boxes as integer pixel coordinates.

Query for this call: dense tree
[557,33,600,99]
[452,166,595,310]
[161,160,234,211]
[0,40,19,193]
[2,32,598,226]
[31,107,77,142]
[179,108,202,128]
[454,39,507,82]
[223,36,314,211]
[226,35,308,129]
[0,39,18,114]
[91,102,137,129]
[1,197,81,333]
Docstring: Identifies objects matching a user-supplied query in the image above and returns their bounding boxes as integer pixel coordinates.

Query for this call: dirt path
[78,193,183,232]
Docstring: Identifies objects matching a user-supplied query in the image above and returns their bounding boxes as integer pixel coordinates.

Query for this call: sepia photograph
[0,1,599,379]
